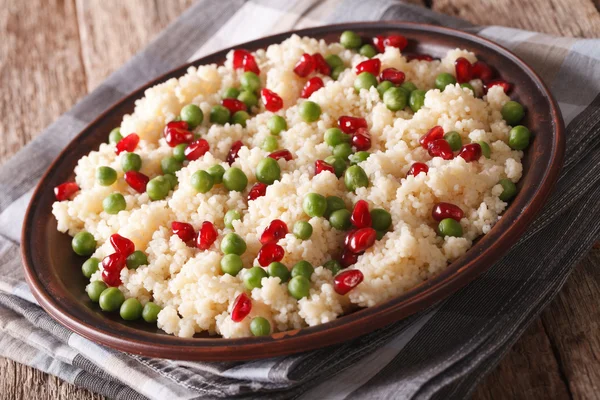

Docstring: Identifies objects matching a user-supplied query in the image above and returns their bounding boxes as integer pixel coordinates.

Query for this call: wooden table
[1,1,599,398]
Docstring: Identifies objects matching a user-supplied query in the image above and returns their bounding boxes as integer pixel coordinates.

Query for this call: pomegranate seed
[248,182,268,201]
[344,228,357,248]
[313,53,331,75]
[338,116,368,134]
[260,89,283,112]
[164,121,193,147]
[340,248,360,268]
[428,139,454,160]
[196,221,218,250]
[101,253,126,273]
[315,159,335,175]
[167,120,189,130]
[334,269,364,295]
[458,143,482,162]
[115,133,140,155]
[384,35,408,50]
[472,61,495,82]
[432,202,464,222]
[226,140,244,165]
[171,221,196,243]
[102,269,122,287]
[257,242,284,266]
[419,126,444,149]
[406,53,434,62]
[293,53,316,77]
[124,171,149,193]
[484,79,512,94]
[260,219,288,244]
[221,98,247,114]
[407,162,429,177]
[379,68,405,84]
[351,127,371,151]
[268,149,292,161]
[301,77,324,98]
[351,200,372,228]
[109,234,135,256]
[233,49,250,69]
[231,293,252,322]
[242,53,260,74]
[346,227,377,253]
[184,139,210,161]
[454,57,473,83]
[373,35,386,53]
[355,58,381,76]
[54,182,79,201]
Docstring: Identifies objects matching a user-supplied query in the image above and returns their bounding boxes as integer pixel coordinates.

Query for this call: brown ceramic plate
[21,21,564,361]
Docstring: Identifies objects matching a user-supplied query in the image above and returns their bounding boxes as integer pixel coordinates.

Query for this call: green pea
[108,127,123,144]
[329,209,352,230]
[268,262,290,283]
[223,167,248,191]
[223,87,240,99]
[325,196,346,217]
[499,178,517,201]
[173,143,188,162]
[501,101,525,125]
[256,157,281,185]
[268,115,287,135]
[333,142,352,160]
[376,230,386,240]
[180,104,204,129]
[359,44,377,58]
[409,89,426,112]
[299,101,321,123]
[190,170,214,193]
[349,151,370,165]
[303,193,327,217]
[331,66,345,80]
[340,30,362,49]
[383,87,409,111]
[377,80,394,98]
[121,152,142,172]
[207,164,226,184]
[291,261,314,280]
[262,135,279,152]
[210,105,231,125]
[293,221,313,240]
[86,281,107,303]
[126,250,148,270]
[161,156,182,175]
[220,232,246,255]
[324,128,350,147]
[99,287,125,312]
[146,176,171,200]
[82,257,100,278]
[460,83,475,94]
[220,254,244,276]
[344,165,369,191]
[400,81,418,93]
[438,218,463,238]
[435,73,457,90]
[163,173,178,189]
[250,317,271,336]
[232,110,250,127]
[142,302,162,323]
[288,275,310,300]
[323,260,342,276]
[508,125,531,150]
[224,210,242,229]
[370,208,392,231]
[444,131,462,151]
[238,90,259,109]
[120,298,143,321]
[354,72,378,93]
[325,54,344,70]
[96,166,117,186]
[240,71,261,93]
[103,193,126,214]
[244,266,268,290]
[477,141,491,158]
[324,155,346,178]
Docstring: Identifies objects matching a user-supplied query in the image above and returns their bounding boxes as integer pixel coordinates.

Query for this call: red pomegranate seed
[454,57,473,83]
[242,53,260,74]
[231,293,252,322]
[351,200,372,228]
[164,121,193,147]
[221,98,247,114]
[124,171,149,193]
[313,53,331,75]
[428,139,454,160]
[379,68,405,84]
[171,221,196,243]
[260,219,288,245]
[109,234,135,256]
[226,140,244,165]
[54,182,79,201]
[101,253,126,273]
[472,61,495,82]
[338,116,368,134]
[184,139,210,161]
[315,159,335,175]
[458,143,482,162]
[346,227,377,253]
[334,269,364,295]
[102,269,122,287]
[340,248,359,268]
[293,53,316,77]
[115,133,140,155]
[268,149,292,161]
[351,127,371,151]
[373,35,386,53]
[301,77,324,98]
[355,58,381,76]
[248,182,268,201]
[419,126,444,149]
[432,202,464,222]
[167,121,189,130]
[484,79,512,94]
[384,35,408,50]
[257,242,284,266]
[233,49,250,69]
[196,221,218,250]
[261,89,283,112]
[344,228,357,248]
[406,53,434,62]
[407,162,429,177]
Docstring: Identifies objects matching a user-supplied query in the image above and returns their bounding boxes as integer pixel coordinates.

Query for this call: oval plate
[21,21,564,361]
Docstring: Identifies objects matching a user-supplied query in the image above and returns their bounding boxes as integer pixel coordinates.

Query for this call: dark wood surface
[1,0,599,398]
